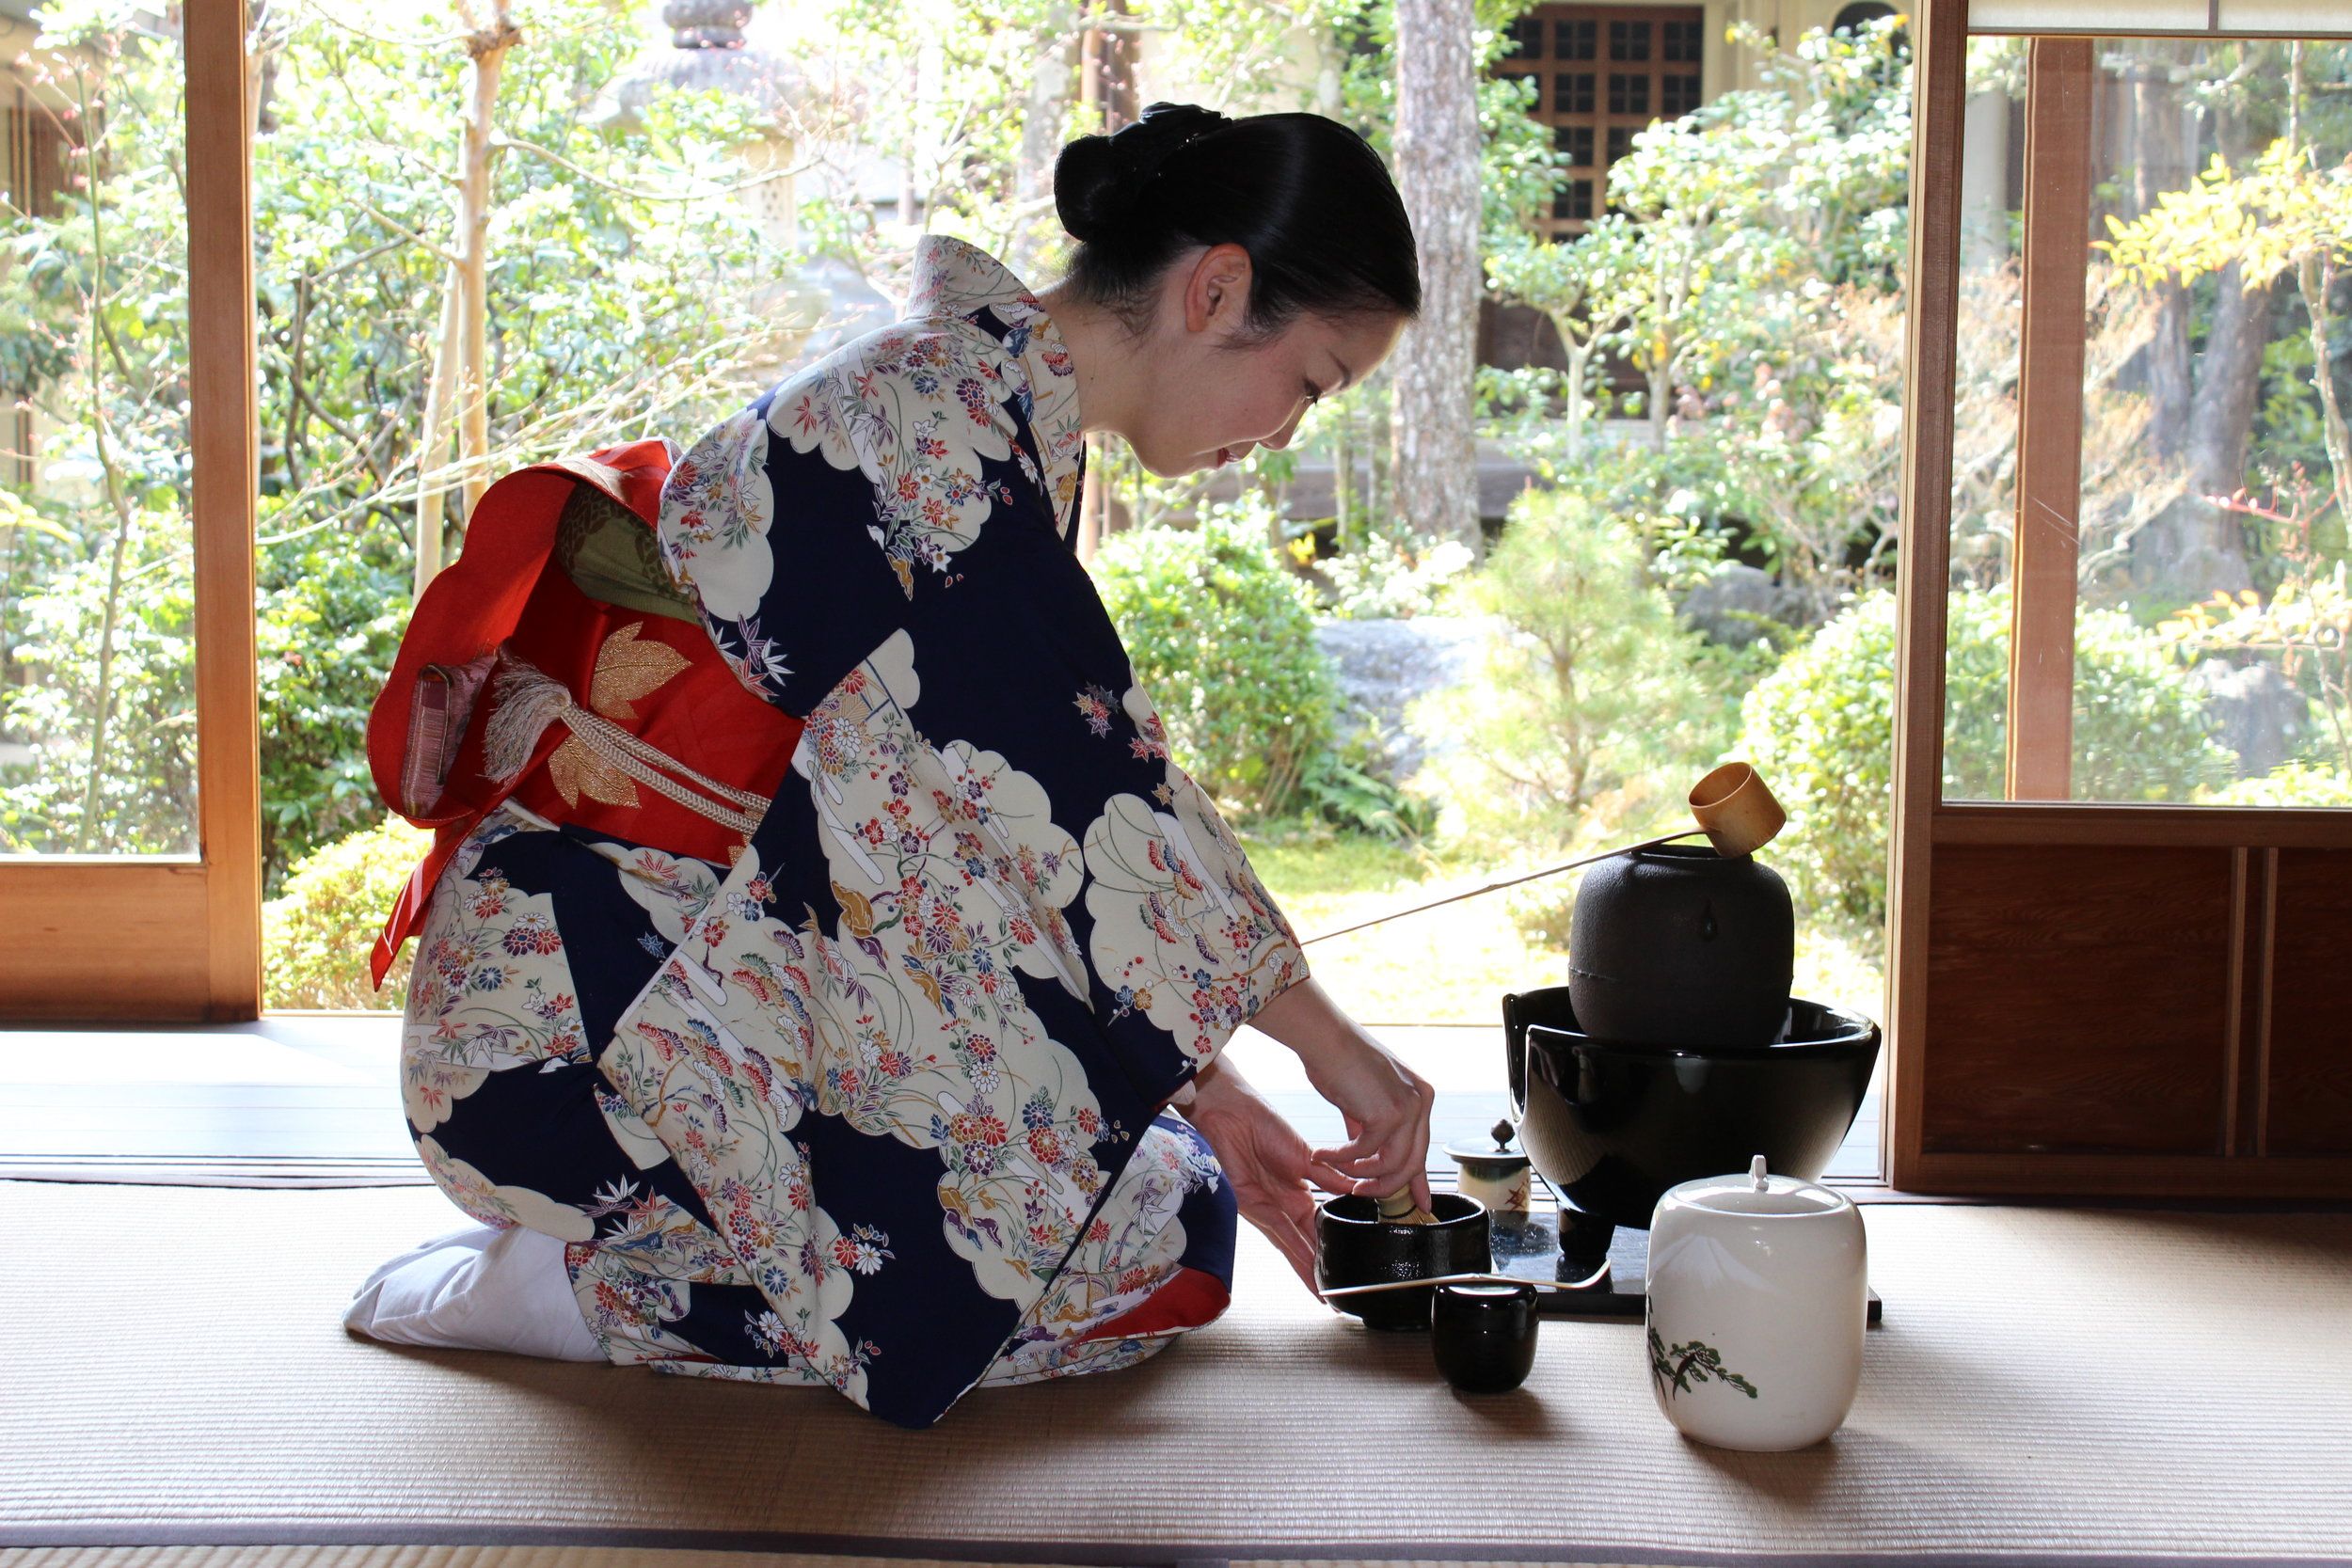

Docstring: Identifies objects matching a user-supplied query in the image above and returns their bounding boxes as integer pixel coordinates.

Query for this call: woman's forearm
[1246,975,1363,1063]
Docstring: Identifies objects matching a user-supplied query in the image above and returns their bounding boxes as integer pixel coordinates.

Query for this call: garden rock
[1677,562,1811,647]
[1314,615,1496,783]
[2190,658,2311,778]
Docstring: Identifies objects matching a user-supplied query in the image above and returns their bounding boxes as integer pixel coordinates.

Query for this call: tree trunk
[455,9,516,524]
[1390,0,1484,553]
[1008,0,1079,281]
[2129,46,2192,460]
[2186,263,2273,507]
[412,268,463,598]
[2135,87,2264,595]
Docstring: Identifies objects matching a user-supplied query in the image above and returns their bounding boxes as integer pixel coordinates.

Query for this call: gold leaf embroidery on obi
[548,737,642,809]
[589,622,693,721]
[546,621,694,809]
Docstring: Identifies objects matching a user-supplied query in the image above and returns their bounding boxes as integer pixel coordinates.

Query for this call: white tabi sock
[343,1222,604,1362]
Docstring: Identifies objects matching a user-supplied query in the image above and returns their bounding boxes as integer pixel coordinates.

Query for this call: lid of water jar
[1444,1118,1533,1176]
[1661,1155,1851,1219]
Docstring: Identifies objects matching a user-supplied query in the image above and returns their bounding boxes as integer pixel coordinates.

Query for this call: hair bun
[1055,102,1230,245]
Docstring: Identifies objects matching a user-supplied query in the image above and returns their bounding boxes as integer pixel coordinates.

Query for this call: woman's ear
[1182,243,1255,336]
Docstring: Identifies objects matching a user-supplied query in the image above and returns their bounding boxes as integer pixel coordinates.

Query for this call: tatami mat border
[3,1530,2345,1568]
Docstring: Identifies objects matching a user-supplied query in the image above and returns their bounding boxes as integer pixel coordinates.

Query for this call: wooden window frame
[1501,3,1703,241]
[1887,0,2352,1196]
[0,1,260,1022]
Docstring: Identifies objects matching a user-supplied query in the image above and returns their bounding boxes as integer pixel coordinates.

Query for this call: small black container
[1431,1280,1540,1393]
[1568,843,1794,1047]
[1315,1192,1490,1331]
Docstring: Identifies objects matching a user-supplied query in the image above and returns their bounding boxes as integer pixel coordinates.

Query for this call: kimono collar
[905,233,1088,536]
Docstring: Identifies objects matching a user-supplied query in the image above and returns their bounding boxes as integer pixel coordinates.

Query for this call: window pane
[1944,36,2352,808]
[2,20,198,856]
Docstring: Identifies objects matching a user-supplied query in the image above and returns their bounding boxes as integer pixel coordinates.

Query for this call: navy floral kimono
[394,235,1310,1427]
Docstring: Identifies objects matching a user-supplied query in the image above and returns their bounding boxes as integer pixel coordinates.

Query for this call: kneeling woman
[350,103,1435,1428]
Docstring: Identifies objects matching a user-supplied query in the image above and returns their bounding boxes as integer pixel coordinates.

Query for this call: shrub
[1090,499,1338,818]
[262,816,431,1010]
[2195,759,2352,806]
[1739,588,2237,932]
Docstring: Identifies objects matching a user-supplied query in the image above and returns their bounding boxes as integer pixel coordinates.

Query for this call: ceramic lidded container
[1645,1156,1866,1450]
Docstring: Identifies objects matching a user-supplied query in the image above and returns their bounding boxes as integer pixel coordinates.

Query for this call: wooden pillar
[1886,0,1971,1192]
[187,0,263,1017]
[2005,37,2094,802]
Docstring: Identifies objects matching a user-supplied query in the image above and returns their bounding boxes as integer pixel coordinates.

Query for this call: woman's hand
[1247,977,1438,1212]
[1181,1056,1327,1294]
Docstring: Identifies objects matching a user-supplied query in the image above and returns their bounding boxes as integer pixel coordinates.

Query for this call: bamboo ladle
[1302,761,1788,948]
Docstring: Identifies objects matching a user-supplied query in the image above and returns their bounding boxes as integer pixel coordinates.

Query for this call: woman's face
[1130,244,1408,478]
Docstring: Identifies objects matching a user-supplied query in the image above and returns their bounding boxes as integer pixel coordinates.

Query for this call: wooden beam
[185,0,262,1021]
[0,863,214,1021]
[2005,37,2094,802]
[1884,0,1971,1192]
[1931,803,2352,848]
[1900,1150,2352,1199]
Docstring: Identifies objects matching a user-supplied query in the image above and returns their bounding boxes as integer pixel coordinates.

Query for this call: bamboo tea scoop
[1304,762,1788,946]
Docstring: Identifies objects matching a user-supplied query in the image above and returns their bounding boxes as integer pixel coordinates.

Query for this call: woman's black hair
[1052,103,1422,344]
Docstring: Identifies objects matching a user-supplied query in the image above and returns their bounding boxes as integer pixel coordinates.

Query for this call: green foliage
[2,1,779,873]
[2196,759,2352,806]
[1412,487,1728,854]
[1483,20,1914,608]
[0,507,197,853]
[1090,500,1338,819]
[1309,533,1477,620]
[262,816,432,1009]
[1299,733,1439,842]
[255,534,414,885]
[1738,590,2237,934]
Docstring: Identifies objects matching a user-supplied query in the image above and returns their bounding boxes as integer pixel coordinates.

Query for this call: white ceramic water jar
[1645,1155,1867,1450]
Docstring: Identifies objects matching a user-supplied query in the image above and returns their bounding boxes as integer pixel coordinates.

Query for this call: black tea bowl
[1315,1192,1491,1331]
[1431,1280,1540,1394]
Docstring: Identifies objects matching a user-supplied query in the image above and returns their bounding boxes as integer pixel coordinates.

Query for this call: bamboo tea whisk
[1375,1189,1438,1227]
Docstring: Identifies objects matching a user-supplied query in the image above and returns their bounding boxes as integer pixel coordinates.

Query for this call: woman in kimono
[346,103,1433,1428]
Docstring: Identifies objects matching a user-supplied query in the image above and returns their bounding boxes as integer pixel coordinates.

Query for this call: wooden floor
[0,1014,1883,1182]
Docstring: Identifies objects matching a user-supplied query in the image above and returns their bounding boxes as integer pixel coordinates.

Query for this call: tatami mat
[1,1182,2348,1564]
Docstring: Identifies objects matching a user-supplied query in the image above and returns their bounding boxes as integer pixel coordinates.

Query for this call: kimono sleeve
[856,426,1313,1109]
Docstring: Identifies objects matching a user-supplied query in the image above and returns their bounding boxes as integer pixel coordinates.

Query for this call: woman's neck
[1031,279,1145,443]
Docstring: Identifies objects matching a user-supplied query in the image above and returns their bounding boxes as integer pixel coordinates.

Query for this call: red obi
[366,440,804,988]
